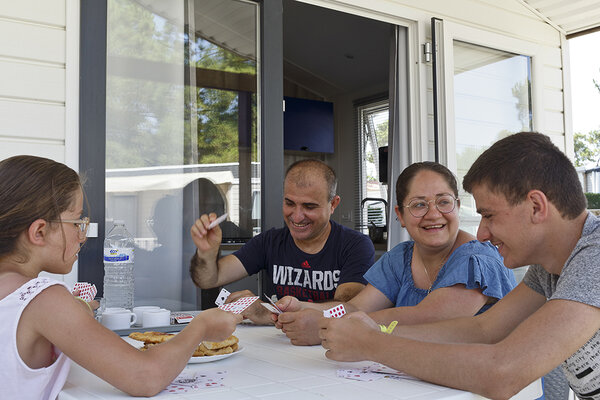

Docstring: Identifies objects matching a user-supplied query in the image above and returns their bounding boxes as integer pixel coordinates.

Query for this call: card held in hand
[260,302,282,315]
[263,293,282,313]
[218,296,259,314]
[323,304,346,318]
[72,282,97,302]
[215,288,231,306]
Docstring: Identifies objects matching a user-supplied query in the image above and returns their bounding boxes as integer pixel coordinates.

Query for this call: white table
[58,324,541,399]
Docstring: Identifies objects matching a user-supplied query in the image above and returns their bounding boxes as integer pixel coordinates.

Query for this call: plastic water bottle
[103,220,135,309]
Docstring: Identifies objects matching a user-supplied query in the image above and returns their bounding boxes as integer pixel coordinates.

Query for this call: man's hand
[277,308,323,346]
[273,296,303,329]
[275,296,303,312]
[227,290,275,325]
[190,213,223,257]
[319,311,381,362]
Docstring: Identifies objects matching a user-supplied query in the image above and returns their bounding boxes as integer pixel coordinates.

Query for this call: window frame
[78,0,284,299]
[433,19,544,173]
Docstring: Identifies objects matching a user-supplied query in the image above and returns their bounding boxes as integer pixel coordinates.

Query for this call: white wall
[0,0,79,285]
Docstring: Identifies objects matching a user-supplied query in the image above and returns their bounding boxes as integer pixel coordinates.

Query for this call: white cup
[133,306,160,326]
[104,307,127,313]
[142,308,171,328]
[101,310,137,330]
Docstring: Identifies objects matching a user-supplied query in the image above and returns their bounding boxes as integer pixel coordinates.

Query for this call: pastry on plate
[129,332,239,357]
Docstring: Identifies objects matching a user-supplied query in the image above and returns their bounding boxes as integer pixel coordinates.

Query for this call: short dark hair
[396,162,458,208]
[285,159,337,201]
[463,132,586,219]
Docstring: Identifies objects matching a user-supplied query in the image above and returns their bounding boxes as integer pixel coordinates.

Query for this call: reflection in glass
[453,41,532,234]
[105,0,259,310]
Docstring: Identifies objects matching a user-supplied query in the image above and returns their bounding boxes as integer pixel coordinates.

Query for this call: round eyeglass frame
[403,195,459,218]
[52,217,90,237]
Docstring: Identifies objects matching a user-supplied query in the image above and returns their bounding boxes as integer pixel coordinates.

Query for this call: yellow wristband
[386,320,398,334]
[76,297,93,313]
[379,321,398,334]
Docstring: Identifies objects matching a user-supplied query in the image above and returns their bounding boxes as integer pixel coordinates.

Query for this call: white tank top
[0,277,71,400]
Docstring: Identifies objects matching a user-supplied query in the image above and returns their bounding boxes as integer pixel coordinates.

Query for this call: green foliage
[585,192,600,209]
[374,119,389,146]
[512,80,532,130]
[574,131,600,167]
[106,0,257,169]
[574,69,600,168]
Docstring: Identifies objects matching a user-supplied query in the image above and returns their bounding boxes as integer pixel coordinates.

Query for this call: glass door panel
[452,41,532,235]
[105,0,259,310]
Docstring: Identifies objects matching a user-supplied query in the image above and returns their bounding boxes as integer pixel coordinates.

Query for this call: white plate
[188,346,244,363]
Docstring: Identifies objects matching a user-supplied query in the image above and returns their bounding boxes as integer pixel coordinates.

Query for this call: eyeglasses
[53,217,90,237]
[403,195,458,218]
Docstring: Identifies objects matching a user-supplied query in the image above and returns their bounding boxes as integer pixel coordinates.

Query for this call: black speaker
[378,146,388,184]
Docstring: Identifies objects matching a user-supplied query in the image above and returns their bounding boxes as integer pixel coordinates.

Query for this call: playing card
[365,363,419,381]
[171,312,194,324]
[260,302,282,315]
[215,288,231,306]
[72,282,97,302]
[323,304,346,318]
[263,293,282,313]
[162,370,227,394]
[336,368,383,382]
[218,296,259,314]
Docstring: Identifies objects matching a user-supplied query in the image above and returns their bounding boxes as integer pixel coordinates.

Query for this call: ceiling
[520,0,600,37]
[282,0,391,98]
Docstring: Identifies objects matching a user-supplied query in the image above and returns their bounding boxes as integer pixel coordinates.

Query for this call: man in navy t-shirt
[190,159,375,325]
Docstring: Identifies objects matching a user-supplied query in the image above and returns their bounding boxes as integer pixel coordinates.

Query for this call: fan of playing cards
[215,288,284,316]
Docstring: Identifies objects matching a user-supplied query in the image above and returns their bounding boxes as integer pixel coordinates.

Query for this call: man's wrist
[189,248,221,286]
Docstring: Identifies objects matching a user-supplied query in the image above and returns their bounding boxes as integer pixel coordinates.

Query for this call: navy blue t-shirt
[234,220,374,302]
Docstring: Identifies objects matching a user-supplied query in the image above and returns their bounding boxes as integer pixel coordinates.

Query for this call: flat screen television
[283,96,334,153]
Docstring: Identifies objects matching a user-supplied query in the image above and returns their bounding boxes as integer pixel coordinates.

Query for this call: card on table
[323,304,346,318]
[215,288,231,306]
[162,370,227,394]
[218,296,259,314]
[337,363,417,382]
[336,368,382,382]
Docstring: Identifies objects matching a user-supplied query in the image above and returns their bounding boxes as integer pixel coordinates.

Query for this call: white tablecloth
[58,324,541,399]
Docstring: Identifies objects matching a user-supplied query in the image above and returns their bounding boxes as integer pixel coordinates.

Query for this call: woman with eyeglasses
[274,162,516,345]
[0,155,241,399]
[360,161,516,326]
